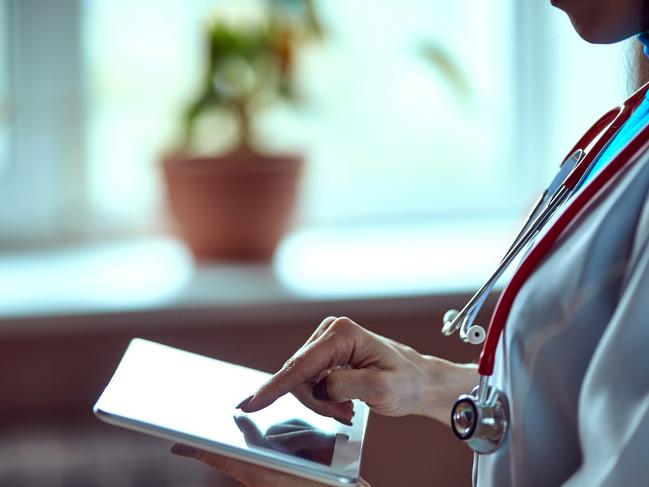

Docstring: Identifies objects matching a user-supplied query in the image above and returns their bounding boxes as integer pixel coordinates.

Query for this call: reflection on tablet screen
[234,415,338,466]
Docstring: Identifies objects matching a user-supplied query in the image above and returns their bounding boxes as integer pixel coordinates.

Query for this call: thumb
[324,368,386,405]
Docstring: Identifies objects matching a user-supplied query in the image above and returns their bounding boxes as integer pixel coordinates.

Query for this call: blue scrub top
[581,34,649,186]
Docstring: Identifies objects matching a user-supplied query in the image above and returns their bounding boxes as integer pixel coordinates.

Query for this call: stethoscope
[442,80,649,457]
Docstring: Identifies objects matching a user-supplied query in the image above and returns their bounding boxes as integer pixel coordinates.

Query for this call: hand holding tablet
[94,338,370,486]
[94,317,454,486]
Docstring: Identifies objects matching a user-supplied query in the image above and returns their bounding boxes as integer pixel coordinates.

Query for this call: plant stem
[232,100,251,149]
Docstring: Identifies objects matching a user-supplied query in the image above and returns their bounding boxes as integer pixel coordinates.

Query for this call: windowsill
[0,219,518,332]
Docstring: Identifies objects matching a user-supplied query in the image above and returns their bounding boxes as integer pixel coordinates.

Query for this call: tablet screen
[94,339,368,486]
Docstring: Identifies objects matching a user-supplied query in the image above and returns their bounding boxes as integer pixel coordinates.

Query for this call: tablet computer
[93,338,369,486]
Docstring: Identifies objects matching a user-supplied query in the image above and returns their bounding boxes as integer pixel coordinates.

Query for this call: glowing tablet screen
[94,339,368,486]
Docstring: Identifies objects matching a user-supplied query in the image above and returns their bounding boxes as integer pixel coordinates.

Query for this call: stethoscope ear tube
[441,149,587,345]
[442,179,573,345]
[480,111,649,377]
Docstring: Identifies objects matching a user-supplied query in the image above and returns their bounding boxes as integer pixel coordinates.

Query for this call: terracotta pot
[163,147,303,261]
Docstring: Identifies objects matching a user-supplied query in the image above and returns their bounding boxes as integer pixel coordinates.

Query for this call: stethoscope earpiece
[442,310,486,345]
[442,309,459,328]
[466,325,486,345]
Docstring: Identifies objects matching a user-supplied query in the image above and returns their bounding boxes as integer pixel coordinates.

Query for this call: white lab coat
[476,145,649,486]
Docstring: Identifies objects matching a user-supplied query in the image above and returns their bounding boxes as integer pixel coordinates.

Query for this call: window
[0,0,85,243]
[83,0,518,227]
[0,0,633,243]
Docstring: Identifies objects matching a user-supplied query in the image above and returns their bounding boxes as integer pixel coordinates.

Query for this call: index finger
[240,323,356,412]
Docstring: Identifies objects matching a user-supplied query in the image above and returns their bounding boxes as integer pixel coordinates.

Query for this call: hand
[238,316,478,424]
[171,443,372,487]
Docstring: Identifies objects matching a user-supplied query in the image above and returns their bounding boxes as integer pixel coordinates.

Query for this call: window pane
[83,1,629,230]
[83,0,516,227]
[288,1,517,223]
[84,0,215,226]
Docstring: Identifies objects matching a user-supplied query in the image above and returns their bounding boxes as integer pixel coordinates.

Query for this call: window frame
[0,0,86,245]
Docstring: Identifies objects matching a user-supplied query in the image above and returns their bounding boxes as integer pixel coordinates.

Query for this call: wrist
[415,357,478,424]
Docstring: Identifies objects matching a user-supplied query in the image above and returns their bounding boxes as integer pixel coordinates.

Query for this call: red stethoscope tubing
[479,82,649,376]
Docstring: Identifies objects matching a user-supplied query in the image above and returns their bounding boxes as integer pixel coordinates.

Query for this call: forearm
[415,357,479,425]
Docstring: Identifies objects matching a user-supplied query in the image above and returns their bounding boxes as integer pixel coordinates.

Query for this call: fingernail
[171,444,200,458]
[313,381,329,401]
[335,417,353,426]
[236,395,254,410]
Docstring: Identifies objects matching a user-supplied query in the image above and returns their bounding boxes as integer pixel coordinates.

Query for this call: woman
[172,0,649,485]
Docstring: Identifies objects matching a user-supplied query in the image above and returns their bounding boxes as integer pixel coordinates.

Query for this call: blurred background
[0,0,633,485]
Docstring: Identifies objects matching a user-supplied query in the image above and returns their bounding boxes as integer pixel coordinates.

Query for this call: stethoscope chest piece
[451,384,509,454]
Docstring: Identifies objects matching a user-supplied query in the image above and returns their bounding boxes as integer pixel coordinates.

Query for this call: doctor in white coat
[172,0,649,485]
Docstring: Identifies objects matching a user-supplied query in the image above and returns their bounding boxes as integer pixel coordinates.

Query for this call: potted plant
[163,0,321,261]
